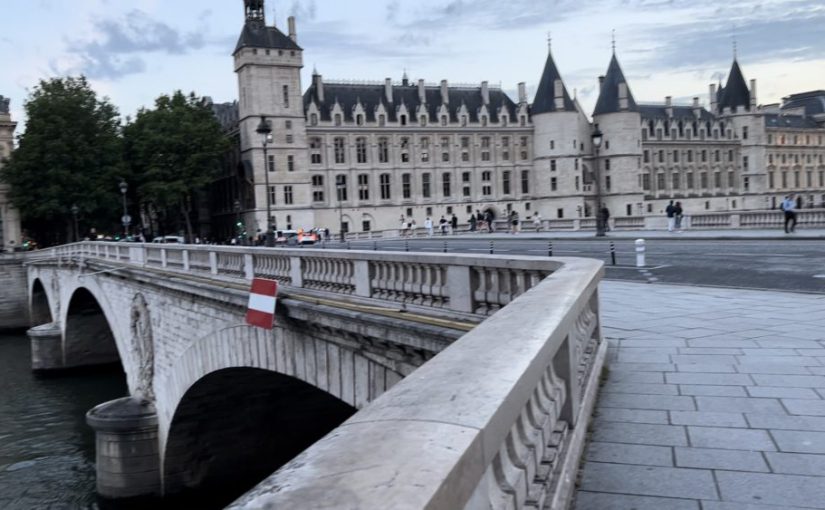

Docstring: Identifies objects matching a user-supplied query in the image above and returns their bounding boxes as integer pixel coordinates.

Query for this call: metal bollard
[489,240,494,254]
[609,241,616,266]
[635,238,646,267]
[547,240,553,257]
[443,241,448,253]
[405,240,409,252]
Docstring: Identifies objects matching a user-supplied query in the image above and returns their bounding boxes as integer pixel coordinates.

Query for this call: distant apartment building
[211,0,825,237]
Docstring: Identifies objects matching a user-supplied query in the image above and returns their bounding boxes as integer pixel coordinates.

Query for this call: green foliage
[123,91,230,239]
[0,77,122,244]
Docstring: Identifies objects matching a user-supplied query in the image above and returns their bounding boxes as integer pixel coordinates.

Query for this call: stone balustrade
[49,242,565,316]
[228,256,604,509]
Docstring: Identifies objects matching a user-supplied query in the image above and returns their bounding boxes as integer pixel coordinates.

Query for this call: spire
[611,29,616,54]
[547,31,552,52]
[531,42,575,114]
[593,53,638,116]
[718,58,751,112]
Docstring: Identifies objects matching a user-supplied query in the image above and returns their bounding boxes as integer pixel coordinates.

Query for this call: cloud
[289,0,318,21]
[61,9,209,80]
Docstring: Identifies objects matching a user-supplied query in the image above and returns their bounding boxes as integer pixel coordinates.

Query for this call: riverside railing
[229,255,604,509]
[49,242,568,316]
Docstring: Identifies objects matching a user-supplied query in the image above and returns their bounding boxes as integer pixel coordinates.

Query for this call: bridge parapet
[227,257,604,509]
[48,242,561,316]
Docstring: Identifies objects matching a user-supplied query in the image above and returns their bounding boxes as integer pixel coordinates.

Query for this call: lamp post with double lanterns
[256,116,274,246]
[119,179,131,239]
[336,175,346,242]
[591,127,606,237]
[70,204,80,242]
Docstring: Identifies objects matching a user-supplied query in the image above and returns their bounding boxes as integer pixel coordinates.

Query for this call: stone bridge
[25,242,603,509]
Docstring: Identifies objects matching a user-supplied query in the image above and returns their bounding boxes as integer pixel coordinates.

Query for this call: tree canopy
[0,77,123,244]
[123,91,229,240]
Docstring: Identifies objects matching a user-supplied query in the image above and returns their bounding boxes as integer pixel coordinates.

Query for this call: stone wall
[0,255,28,330]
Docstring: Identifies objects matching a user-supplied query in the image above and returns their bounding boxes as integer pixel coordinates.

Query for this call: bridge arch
[62,287,122,370]
[163,366,356,504]
[29,278,53,326]
[156,324,404,495]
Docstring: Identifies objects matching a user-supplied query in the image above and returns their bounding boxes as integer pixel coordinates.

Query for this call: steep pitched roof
[639,104,714,122]
[531,51,575,114]
[717,60,750,111]
[593,54,638,116]
[234,21,301,54]
[781,90,825,116]
[764,114,819,129]
[303,82,518,124]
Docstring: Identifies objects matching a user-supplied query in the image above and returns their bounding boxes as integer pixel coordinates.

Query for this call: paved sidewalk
[453,228,825,241]
[575,281,825,510]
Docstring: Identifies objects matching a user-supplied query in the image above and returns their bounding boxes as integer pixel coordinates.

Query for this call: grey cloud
[299,22,434,63]
[386,0,400,23]
[290,0,317,21]
[63,9,209,80]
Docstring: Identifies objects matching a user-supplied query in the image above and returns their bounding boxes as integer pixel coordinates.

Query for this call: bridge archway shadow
[64,288,121,370]
[163,367,357,507]
[30,279,52,325]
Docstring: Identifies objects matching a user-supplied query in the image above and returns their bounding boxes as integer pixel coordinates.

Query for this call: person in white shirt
[424,217,433,237]
[533,212,542,232]
[782,195,797,233]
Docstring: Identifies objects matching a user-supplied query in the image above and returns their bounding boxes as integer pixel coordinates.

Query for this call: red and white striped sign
[245,278,278,329]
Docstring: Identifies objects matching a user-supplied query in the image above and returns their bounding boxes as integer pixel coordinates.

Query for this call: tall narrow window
[310,137,322,164]
[312,175,324,202]
[358,174,369,200]
[268,186,277,206]
[356,137,367,163]
[378,137,389,163]
[422,173,431,198]
[287,155,294,172]
[442,173,451,197]
[334,137,346,164]
[282,85,289,108]
[521,170,529,194]
[502,171,511,195]
[380,174,391,200]
[268,154,275,172]
[336,175,348,201]
[402,173,411,199]
[462,172,471,197]
[283,185,293,204]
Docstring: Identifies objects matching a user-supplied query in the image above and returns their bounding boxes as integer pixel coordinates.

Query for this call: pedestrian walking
[533,212,542,232]
[509,210,519,234]
[400,215,408,237]
[410,219,417,237]
[782,194,797,233]
[674,202,684,231]
[600,205,610,232]
[484,211,495,233]
[450,213,458,234]
[469,214,477,232]
[439,216,448,235]
[424,217,433,237]
[665,200,676,232]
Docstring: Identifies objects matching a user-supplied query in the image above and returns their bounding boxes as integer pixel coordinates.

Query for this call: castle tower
[592,52,644,217]
[716,58,766,207]
[234,0,311,233]
[530,44,592,219]
[0,96,21,252]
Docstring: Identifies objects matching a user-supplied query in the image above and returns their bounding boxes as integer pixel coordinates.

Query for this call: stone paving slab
[574,281,825,510]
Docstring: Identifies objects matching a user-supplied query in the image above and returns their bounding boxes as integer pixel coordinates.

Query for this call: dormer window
[400,115,407,126]
[378,114,386,126]
[356,114,364,126]
[420,115,427,126]
[461,115,467,126]
[310,113,318,126]
[481,116,488,127]
[519,115,526,127]
[501,116,508,127]
[441,115,448,126]
[334,114,342,126]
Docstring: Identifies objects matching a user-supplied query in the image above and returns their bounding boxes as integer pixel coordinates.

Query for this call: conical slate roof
[717,60,750,111]
[593,54,638,116]
[531,50,575,114]
[234,21,301,55]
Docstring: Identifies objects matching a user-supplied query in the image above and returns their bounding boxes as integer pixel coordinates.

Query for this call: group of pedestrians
[402,214,459,236]
[665,200,684,232]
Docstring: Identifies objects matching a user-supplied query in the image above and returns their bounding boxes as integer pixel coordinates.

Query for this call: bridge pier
[86,397,161,500]
[27,322,63,371]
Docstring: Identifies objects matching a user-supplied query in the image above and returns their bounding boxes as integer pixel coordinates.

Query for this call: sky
[1,0,824,132]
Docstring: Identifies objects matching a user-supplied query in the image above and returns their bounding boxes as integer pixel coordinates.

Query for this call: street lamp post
[336,175,346,242]
[70,204,80,242]
[119,179,131,238]
[591,128,605,237]
[256,116,274,247]
[233,199,242,244]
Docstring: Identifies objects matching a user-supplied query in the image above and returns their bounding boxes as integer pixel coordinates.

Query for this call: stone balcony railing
[45,242,605,509]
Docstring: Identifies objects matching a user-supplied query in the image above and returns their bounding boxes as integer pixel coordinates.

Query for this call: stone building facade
[0,96,21,250]
[216,1,825,236]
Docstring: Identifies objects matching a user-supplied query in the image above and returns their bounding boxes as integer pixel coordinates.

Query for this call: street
[320,237,825,294]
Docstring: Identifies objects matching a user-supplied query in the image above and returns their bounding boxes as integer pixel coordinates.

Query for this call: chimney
[385,78,393,103]
[618,83,628,110]
[517,82,527,103]
[750,79,757,108]
[440,80,449,104]
[481,81,489,105]
[288,16,297,42]
[314,74,324,103]
[665,96,673,117]
[692,97,699,108]
[710,84,717,112]
[554,79,564,109]
[418,79,426,103]
[692,97,701,118]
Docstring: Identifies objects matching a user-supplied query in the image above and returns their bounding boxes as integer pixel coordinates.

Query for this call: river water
[0,333,127,509]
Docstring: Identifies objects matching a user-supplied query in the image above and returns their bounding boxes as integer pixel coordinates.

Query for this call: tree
[123,91,230,241]
[1,77,123,245]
